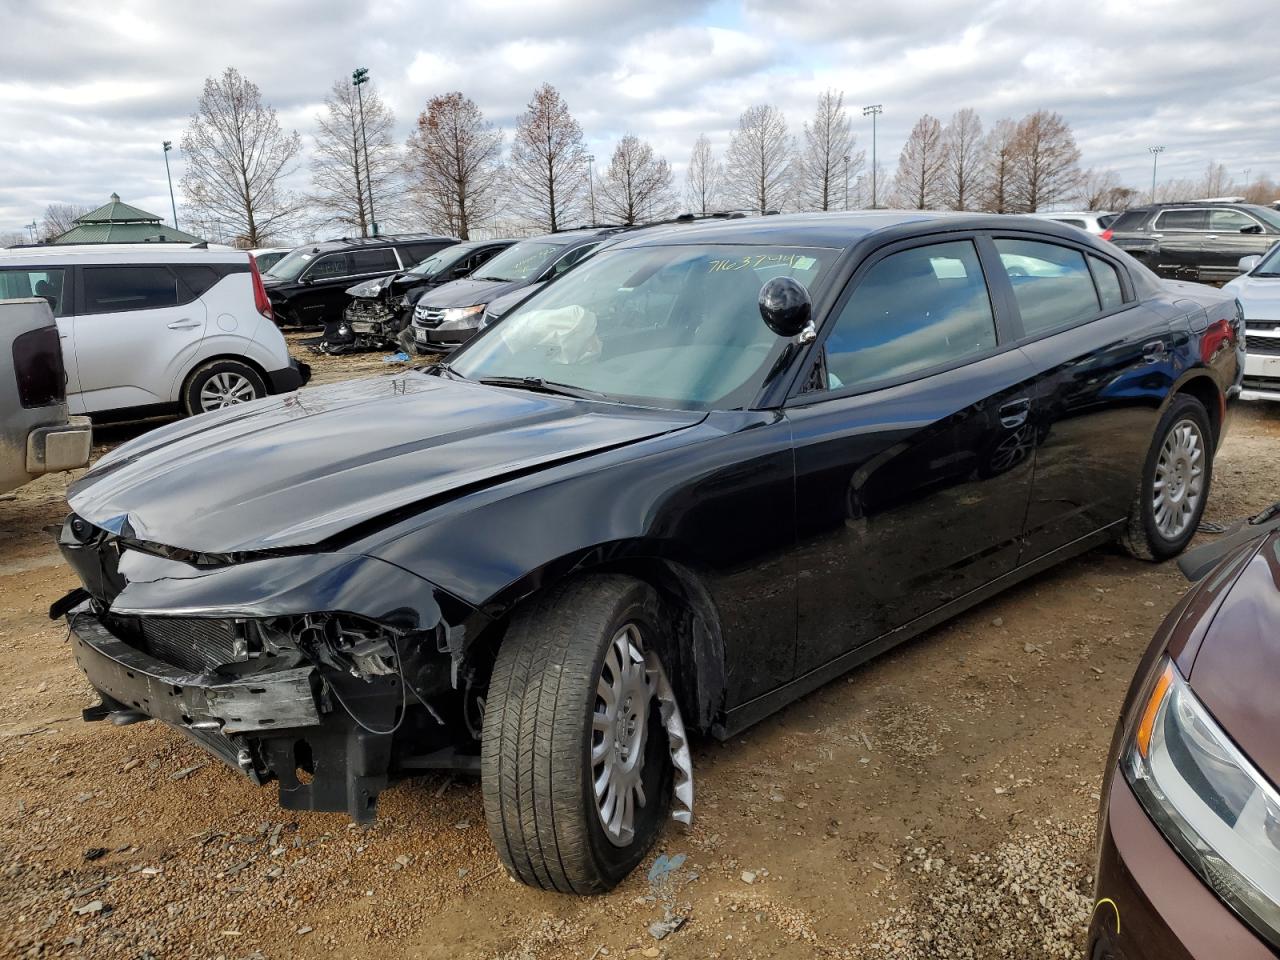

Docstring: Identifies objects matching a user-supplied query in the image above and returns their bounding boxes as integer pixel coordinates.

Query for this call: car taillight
[249,254,273,322]
[1100,228,1114,242]
[12,326,66,408]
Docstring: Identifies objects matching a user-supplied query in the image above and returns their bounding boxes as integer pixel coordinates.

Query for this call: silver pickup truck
[2,298,91,493]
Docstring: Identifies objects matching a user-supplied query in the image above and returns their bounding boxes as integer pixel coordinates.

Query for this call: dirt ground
[1,344,1277,960]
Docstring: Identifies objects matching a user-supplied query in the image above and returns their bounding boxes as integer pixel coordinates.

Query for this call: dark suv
[262,234,456,329]
[1106,202,1280,283]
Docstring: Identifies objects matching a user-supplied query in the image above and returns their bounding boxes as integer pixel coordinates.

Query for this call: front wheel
[1121,394,1214,561]
[481,575,673,893]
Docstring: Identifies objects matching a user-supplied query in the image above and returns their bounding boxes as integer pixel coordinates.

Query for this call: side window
[82,266,180,314]
[304,253,349,280]
[170,264,223,299]
[1155,209,1209,231]
[1210,209,1262,234]
[401,243,442,265]
[0,268,67,317]
[1088,256,1125,311]
[995,239,1100,335]
[824,240,996,390]
[1053,218,1087,229]
[350,248,397,273]
[551,243,600,277]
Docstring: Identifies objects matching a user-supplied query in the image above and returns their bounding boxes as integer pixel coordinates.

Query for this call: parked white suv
[0,244,308,418]
[1025,211,1118,235]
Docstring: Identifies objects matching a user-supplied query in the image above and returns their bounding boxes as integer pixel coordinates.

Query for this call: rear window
[1097,213,1119,229]
[1154,209,1209,231]
[1108,211,1148,233]
[995,238,1100,335]
[0,268,67,317]
[400,243,448,265]
[82,265,181,314]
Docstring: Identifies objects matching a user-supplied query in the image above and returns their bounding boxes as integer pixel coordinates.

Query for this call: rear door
[71,263,208,413]
[1150,208,1207,277]
[991,234,1173,559]
[789,236,1038,675]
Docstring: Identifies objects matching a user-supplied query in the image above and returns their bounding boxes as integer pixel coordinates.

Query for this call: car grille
[414,306,445,328]
[104,614,245,674]
[1245,321,1280,356]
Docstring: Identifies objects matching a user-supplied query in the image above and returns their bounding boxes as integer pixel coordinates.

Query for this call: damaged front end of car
[326,279,412,353]
[51,514,494,823]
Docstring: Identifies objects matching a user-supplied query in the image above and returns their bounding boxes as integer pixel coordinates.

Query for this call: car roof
[602,210,1091,250]
[304,233,457,253]
[0,243,249,264]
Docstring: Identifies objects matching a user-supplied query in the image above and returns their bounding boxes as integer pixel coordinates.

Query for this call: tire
[481,575,673,894]
[1120,394,1214,561]
[182,359,267,416]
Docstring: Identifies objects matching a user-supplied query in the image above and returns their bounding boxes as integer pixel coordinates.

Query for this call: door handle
[1204,234,1218,240]
[167,319,200,330]
[999,398,1031,428]
[1142,340,1167,363]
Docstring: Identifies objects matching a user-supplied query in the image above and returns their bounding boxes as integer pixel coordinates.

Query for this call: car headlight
[436,305,486,331]
[1125,659,1280,949]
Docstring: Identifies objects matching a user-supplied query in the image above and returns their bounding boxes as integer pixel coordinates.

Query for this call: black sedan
[52,213,1242,894]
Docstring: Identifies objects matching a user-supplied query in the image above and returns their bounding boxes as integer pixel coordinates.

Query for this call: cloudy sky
[2,0,1277,237]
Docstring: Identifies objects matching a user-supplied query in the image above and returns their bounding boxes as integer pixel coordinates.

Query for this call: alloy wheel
[199,372,257,411]
[1152,417,1205,540]
[591,623,653,847]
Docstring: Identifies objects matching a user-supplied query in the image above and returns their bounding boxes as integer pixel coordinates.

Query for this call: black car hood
[415,277,526,309]
[68,374,703,554]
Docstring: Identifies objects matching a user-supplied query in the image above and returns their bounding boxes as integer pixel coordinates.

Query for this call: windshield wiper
[476,375,608,400]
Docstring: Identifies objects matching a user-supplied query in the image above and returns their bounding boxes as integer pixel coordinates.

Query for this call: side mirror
[299,276,314,285]
[1238,255,1262,273]
[1242,224,1264,235]
[759,277,815,340]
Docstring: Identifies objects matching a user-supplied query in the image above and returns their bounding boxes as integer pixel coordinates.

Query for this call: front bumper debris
[68,604,321,735]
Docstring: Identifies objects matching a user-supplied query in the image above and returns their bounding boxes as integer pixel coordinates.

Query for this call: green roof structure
[52,193,206,245]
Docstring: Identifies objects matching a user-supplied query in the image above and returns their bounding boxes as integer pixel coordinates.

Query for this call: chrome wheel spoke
[1151,417,1205,540]
[590,622,652,847]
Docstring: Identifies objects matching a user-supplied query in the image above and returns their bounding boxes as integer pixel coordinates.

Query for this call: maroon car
[1090,506,1280,959]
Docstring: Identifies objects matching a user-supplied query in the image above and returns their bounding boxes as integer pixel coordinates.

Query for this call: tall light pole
[1148,145,1164,204]
[862,104,883,208]
[162,141,179,230]
[587,155,596,224]
[352,67,377,237]
[25,220,37,243]
[843,155,850,211]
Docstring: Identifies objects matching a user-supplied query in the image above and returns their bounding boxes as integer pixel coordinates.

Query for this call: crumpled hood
[68,374,702,554]
[1184,533,1280,784]
[1223,273,1280,321]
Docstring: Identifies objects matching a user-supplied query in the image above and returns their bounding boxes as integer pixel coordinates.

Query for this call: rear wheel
[183,359,267,416]
[1121,394,1214,560]
[481,575,673,893]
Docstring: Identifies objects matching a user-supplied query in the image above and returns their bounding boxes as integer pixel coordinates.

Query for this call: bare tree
[1197,160,1233,197]
[1010,110,1081,212]
[725,104,794,215]
[310,77,400,237]
[1077,168,1138,210]
[940,108,983,211]
[39,202,92,241]
[180,67,302,247]
[797,89,861,211]
[1243,174,1279,206]
[979,118,1020,213]
[1155,178,1202,203]
[894,114,946,209]
[405,92,505,239]
[686,134,723,216]
[598,135,675,225]
[509,83,589,232]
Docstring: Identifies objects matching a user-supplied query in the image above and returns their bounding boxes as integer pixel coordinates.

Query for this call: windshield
[450,244,834,410]
[472,241,563,282]
[408,245,471,278]
[264,248,313,281]
[1255,242,1280,276]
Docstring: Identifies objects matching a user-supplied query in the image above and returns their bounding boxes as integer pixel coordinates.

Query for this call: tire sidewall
[184,360,267,416]
[578,585,673,885]
[1138,396,1214,559]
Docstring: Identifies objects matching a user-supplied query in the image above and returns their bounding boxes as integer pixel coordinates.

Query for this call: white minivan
[0,244,308,417]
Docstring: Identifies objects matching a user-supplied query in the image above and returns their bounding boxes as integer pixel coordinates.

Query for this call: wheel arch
[462,545,728,737]
[1167,370,1224,445]
[177,351,271,405]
